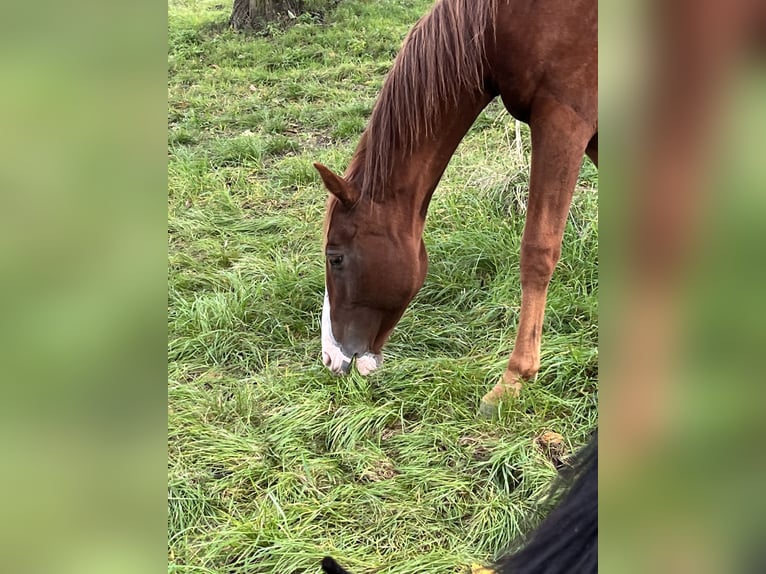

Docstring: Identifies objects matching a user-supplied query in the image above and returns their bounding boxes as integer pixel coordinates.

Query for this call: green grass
[168,1,598,572]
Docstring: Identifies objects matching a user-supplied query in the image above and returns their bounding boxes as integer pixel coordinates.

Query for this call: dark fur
[322,435,597,574]
[495,434,597,574]
[321,556,352,574]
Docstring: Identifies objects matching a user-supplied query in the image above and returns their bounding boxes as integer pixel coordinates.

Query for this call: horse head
[315,162,428,375]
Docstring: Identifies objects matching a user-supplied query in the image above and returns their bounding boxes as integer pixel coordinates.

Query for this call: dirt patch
[359,458,398,482]
[534,430,567,468]
[458,433,498,461]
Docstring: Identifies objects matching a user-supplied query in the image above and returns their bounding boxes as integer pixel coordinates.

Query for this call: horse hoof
[478,377,523,418]
[478,397,500,419]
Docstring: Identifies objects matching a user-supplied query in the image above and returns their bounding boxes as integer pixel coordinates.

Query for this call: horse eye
[328,254,344,268]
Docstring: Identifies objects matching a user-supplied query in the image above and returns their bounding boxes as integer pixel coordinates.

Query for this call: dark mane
[346,0,498,200]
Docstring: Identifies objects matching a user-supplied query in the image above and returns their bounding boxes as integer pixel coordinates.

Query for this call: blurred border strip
[600,0,766,571]
[0,0,168,572]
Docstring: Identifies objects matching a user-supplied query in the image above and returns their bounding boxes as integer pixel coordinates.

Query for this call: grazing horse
[315,0,597,413]
[321,434,598,574]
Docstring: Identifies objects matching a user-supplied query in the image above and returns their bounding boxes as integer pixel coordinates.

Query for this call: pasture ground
[168,1,598,572]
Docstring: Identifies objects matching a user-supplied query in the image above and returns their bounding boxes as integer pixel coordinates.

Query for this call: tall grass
[168,1,597,572]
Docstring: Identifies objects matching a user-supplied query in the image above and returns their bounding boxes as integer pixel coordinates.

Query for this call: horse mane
[346,0,498,200]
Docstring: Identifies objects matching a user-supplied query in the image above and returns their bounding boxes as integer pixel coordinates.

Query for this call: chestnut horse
[315,0,597,413]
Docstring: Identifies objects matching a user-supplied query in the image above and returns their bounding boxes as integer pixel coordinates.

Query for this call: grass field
[168,1,598,572]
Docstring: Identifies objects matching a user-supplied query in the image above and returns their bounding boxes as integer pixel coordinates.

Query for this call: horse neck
[352,91,493,237]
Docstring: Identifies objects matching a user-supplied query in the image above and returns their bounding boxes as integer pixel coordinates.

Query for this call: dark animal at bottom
[320,556,352,574]
[321,435,597,574]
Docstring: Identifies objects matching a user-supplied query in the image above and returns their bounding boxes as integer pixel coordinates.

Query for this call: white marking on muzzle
[356,353,382,376]
[322,290,352,374]
[321,290,382,375]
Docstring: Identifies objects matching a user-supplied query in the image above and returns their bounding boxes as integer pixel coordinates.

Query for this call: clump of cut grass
[168,1,597,573]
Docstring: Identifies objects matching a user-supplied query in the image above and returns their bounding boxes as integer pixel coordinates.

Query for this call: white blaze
[322,290,352,373]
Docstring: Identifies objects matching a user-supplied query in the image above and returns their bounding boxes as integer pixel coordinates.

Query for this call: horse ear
[313,163,359,206]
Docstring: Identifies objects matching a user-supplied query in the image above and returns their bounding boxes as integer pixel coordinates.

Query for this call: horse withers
[315,0,597,413]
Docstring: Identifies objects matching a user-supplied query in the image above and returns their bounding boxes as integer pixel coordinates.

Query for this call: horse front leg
[480,102,593,416]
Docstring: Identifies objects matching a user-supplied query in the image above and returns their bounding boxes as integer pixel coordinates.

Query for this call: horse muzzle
[321,291,383,375]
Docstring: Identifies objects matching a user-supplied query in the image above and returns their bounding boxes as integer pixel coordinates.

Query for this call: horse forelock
[348,0,498,202]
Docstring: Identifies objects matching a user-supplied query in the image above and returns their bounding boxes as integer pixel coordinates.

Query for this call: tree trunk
[229,0,305,29]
